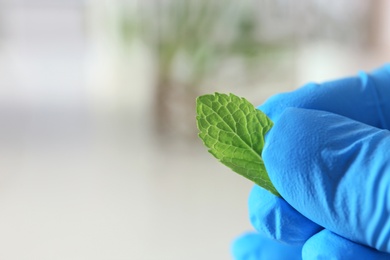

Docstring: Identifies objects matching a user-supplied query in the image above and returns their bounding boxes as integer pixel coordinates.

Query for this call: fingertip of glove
[262,107,347,196]
[231,232,262,259]
[257,93,286,122]
[262,107,316,186]
[231,232,303,260]
[257,82,321,122]
[249,185,321,246]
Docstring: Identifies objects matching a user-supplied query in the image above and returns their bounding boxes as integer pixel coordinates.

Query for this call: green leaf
[196,93,280,196]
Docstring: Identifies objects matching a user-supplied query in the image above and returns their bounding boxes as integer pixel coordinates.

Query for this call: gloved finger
[249,185,321,245]
[231,232,302,260]
[263,107,390,252]
[302,229,390,260]
[258,65,390,130]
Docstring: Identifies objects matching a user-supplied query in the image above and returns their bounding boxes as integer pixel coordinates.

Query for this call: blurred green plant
[118,0,285,138]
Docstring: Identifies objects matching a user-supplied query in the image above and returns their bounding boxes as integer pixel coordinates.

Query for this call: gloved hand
[231,232,302,260]
[233,65,390,259]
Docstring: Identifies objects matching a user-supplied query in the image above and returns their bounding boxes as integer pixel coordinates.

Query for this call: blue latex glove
[235,65,390,259]
[231,232,302,260]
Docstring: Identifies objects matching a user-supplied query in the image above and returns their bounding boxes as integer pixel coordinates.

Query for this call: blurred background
[0,0,389,259]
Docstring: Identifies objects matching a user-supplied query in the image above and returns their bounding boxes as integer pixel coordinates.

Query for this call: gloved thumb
[263,107,390,252]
